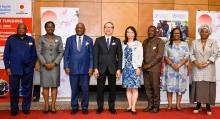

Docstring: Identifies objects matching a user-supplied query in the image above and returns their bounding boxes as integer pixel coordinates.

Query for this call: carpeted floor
[1,108,220,119]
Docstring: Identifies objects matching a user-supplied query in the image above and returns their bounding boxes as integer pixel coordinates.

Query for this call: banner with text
[0,0,32,98]
[40,7,79,99]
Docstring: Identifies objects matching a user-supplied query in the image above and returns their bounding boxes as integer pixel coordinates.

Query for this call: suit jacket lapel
[108,37,115,51]
[197,39,204,56]
[103,37,109,51]
[80,36,86,52]
[72,35,78,52]
[108,37,112,51]
[204,39,212,55]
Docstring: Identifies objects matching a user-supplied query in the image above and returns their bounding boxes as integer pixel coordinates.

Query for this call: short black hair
[44,21,55,28]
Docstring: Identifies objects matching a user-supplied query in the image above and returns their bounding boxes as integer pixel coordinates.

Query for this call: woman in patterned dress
[162,28,189,111]
[190,25,218,116]
[122,26,143,115]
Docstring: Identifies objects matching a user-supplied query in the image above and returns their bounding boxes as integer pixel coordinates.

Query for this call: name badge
[112,42,116,45]
[29,42,33,46]
[55,39,59,43]
[86,42,89,46]
[152,46,157,50]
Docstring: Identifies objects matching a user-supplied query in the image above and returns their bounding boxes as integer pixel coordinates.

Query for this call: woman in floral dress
[162,28,189,111]
[122,26,143,115]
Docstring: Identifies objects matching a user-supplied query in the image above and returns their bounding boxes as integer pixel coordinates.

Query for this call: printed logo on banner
[16,3,28,15]
[0,4,11,15]
[0,0,32,18]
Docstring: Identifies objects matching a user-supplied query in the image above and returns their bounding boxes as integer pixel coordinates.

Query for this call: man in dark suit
[94,22,122,114]
[142,25,164,113]
[64,23,93,115]
[3,23,37,116]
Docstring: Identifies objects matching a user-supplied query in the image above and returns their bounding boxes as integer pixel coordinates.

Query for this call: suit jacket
[3,34,37,75]
[64,35,93,75]
[142,37,164,72]
[36,35,63,82]
[94,36,122,74]
[190,39,218,82]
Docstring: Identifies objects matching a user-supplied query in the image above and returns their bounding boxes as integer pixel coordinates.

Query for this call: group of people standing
[4,21,217,117]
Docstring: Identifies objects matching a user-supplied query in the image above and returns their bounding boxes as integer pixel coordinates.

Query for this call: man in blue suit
[64,23,93,115]
[3,23,37,116]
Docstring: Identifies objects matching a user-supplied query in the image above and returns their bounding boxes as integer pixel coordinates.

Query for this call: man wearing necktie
[64,23,93,115]
[94,22,122,114]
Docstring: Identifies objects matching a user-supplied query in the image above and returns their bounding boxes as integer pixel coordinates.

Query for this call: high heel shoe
[176,104,182,111]
[166,107,172,112]
[124,108,131,112]
[166,105,172,112]
[176,107,182,111]
[51,107,57,113]
[131,110,137,115]
[43,105,49,114]
[50,105,57,113]
[43,110,49,114]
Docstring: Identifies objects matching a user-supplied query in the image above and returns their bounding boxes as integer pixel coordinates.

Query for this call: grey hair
[198,24,212,34]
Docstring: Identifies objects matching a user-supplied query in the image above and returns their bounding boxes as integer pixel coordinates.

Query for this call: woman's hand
[194,61,206,69]
[171,64,180,71]
[136,68,141,76]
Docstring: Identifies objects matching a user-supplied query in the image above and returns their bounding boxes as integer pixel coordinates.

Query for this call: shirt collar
[105,35,112,40]
[15,34,27,40]
[76,35,84,39]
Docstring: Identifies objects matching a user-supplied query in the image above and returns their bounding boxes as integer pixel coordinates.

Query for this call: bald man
[4,23,37,116]
[64,23,93,115]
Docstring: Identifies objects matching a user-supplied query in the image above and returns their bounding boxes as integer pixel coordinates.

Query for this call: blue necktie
[107,38,110,49]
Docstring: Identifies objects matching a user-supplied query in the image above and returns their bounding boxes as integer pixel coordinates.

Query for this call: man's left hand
[116,69,121,80]
[88,68,93,76]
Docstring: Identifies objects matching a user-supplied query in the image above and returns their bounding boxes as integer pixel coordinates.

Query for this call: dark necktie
[78,36,82,51]
[106,38,110,49]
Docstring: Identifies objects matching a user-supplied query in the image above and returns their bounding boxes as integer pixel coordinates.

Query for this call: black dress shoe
[22,110,30,115]
[70,109,78,114]
[96,109,103,114]
[11,111,18,116]
[82,109,89,114]
[150,108,160,113]
[109,109,117,114]
[33,97,40,102]
[124,108,131,112]
[144,106,154,112]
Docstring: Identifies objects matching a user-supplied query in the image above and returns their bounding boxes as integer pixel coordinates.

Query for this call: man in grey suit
[94,22,122,114]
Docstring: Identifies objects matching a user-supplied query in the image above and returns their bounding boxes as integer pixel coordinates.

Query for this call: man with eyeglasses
[94,22,122,114]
